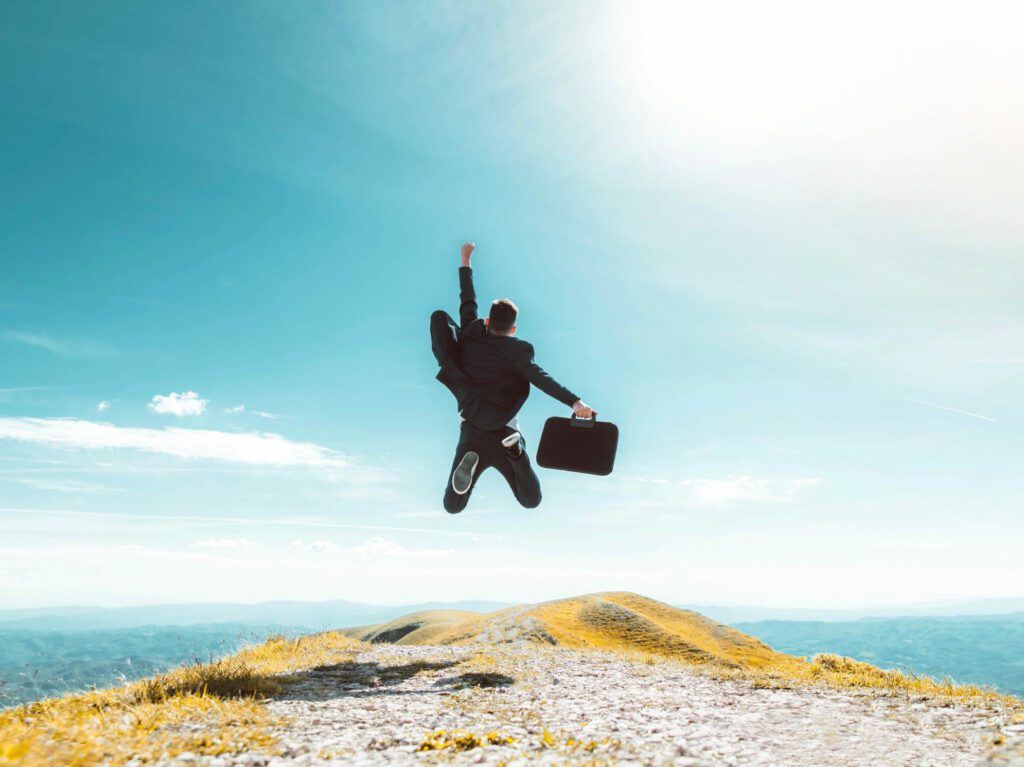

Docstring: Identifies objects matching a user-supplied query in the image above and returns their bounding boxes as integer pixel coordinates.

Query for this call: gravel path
[167,645,1023,767]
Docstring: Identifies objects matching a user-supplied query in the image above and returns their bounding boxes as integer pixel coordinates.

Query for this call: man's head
[485,298,518,336]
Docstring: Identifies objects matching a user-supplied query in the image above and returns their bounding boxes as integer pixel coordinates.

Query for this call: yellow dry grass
[418,728,516,751]
[4,591,1019,767]
[0,631,362,767]
[343,609,483,645]
[346,591,1024,708]
[527,592,791,670]
[346,592,794,670]
[789,653,1019,706]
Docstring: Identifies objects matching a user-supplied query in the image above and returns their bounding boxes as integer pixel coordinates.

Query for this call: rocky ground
[160,645,1023,767]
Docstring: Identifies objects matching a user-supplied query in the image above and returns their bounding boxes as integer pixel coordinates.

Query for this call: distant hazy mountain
[0,599,512,632]
[4,596,1024,709]
[686,597,1024,624]
[6,595,1023,630]
[736,613,1024,696]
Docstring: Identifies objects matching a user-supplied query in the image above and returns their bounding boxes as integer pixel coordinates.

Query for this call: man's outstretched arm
[521,345,596,418]
[458,242,478,328]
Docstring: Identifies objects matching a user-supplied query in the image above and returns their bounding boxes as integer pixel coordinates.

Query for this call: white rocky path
[176,645,1023,767]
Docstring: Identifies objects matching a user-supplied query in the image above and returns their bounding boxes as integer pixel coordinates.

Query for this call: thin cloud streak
[905,399,998,423]
[0,386,83,396]
[0,417,354,469]
[3,330,115,359]
[0,506,502,540]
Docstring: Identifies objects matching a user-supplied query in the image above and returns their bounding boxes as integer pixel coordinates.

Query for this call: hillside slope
[343,591,796,670]
[3,592,1022,767]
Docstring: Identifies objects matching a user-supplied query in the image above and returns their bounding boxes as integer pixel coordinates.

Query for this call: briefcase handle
[570,413,597,429]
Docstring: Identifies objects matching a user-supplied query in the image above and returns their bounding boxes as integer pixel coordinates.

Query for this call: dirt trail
[159,645,1023,767]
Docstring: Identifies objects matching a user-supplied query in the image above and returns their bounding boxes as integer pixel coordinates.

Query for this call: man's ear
[509,325,517,336]
[484,317,490,328]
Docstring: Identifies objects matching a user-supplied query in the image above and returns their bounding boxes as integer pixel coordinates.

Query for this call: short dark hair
[489,298,518,332]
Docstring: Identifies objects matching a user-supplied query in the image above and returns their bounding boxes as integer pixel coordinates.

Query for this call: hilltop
[342,592,792,670]
[2,592,1022,767]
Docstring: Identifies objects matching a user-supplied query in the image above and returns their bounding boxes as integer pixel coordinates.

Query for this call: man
[430,242,595,513]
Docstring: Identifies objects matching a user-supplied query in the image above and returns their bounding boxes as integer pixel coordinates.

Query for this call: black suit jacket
[441,267,579,431]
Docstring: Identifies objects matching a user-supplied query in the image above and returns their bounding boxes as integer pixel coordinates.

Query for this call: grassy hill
[2,592,1019,767]
[343,592,794,670]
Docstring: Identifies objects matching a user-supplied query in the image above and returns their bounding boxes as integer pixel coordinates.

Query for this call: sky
[1,0,1022,611]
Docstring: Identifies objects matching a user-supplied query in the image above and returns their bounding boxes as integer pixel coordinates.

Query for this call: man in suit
[430,242,595,513]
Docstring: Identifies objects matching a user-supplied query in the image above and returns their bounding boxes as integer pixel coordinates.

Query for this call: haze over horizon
[2,1,1022,610]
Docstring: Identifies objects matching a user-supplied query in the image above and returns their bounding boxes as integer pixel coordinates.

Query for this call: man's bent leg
[493,440,542,509]
[431,310,466,401]
[442,426,484,514]
[443,483,469,514]
[430,310,460,368]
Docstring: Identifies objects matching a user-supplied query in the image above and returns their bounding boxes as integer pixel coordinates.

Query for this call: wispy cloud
[190,538,260,551]
[96,401,110,412]
[1,386,66,394]
[347,536,453,558]
[149,391,207,417]
[681,476,820,506]
[288,536,454,558]
[966,357,1024,365]
[12,477,123,494]
[0,417,355,469]
[3,330,115,359]
[225,404,280,420]
[0,507,486,539]
[626,474,821,507]
[870,540,953,550]
[288,539,339,554]
[905,398,998,423]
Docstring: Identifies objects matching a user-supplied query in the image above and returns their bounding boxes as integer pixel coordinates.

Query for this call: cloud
[190,538,259,551]
[289,539,339,554]
[0,417,355,469]
[679,476,820,506]
[346,536,453,558]
[628,474,821,507]
[225,404,279,420]
[96,401,110,412]
[149,391,207,417]
[286,537,454,558]
[904,399,997,423]
[3,330,114,359]
[2,507,483,539]
[14,477,122,494]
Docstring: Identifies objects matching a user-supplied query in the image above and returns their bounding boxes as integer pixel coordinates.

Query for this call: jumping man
[430,242,596,513]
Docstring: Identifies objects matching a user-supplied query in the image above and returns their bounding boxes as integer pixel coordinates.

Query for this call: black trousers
[442,421,542,514]
[430,310,463,399]
[430,310,541,513]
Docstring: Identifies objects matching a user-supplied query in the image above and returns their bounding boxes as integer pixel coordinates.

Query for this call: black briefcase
[536,415,619,476]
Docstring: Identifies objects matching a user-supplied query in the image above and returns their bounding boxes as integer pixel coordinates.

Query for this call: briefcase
[535,415,619,476]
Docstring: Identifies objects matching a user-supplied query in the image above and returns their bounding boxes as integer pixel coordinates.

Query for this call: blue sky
[1,1,1022,610]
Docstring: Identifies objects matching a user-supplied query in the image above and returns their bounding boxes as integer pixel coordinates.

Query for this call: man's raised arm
[457,242,478,328]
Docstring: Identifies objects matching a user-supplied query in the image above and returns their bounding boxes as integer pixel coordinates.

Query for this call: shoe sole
[501,431,524,459]
[451,451,479,495]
